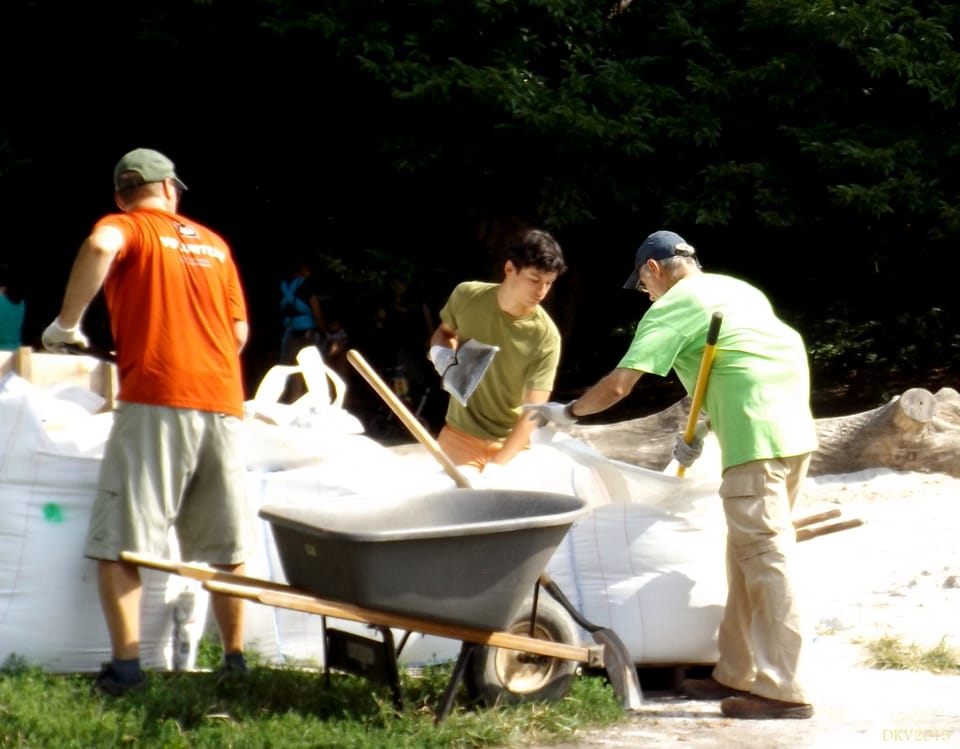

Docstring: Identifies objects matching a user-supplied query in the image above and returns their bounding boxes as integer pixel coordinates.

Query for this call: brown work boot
[721,694,814,719]
[679,676,749,700]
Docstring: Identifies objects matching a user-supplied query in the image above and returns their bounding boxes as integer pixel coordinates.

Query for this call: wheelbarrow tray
[259,488,588,631]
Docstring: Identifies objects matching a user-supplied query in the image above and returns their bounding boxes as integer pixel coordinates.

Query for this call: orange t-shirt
[96,208,247,417]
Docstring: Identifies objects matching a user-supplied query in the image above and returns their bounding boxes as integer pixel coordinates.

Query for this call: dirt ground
[521,469,960,749]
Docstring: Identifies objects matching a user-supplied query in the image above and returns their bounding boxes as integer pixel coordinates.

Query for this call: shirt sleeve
[617,306,686,377]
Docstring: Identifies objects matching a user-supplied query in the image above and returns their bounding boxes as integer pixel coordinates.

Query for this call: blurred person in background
[0,261,26,351]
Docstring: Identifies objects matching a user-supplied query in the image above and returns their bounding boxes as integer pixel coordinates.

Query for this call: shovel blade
[537,574,643,711]
[592,628,644,711]
[442,339,499,406]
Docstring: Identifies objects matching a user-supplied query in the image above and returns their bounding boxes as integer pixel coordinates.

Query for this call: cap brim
[623,269,639,290]
[115,176,188,191]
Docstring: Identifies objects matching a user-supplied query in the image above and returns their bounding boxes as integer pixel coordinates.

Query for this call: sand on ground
[526,468,960,749]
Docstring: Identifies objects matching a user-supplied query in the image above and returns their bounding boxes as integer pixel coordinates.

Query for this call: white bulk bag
[0,386,203,672]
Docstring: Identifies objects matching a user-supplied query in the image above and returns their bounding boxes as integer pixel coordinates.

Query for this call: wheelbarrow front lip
[258,488,590,543]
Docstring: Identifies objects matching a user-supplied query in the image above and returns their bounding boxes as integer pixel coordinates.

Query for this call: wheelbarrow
[121,487,642,721]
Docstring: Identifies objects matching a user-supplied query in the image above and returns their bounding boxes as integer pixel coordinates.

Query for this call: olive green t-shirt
[440,282,561,440]
[618,273,818,470]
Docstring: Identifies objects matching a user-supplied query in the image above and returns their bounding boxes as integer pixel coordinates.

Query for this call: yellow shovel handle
[678,311,723,477]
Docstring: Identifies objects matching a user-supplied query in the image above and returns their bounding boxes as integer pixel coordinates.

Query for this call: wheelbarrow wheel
[467,593,580,707]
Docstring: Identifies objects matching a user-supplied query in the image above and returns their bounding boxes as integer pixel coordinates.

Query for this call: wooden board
[0,346,117,411]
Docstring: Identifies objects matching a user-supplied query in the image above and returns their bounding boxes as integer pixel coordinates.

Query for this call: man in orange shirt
[43,148,252,694]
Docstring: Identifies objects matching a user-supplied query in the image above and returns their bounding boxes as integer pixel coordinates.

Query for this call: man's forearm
[234,320,249,352]
[430,326,457,349]
[570,368,642,416]
[58,236,118,327]
[492,416,538,466]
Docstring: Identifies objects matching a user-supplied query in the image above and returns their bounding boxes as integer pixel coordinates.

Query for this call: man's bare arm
[56,226,124,328]
[571,367,643,416]
[490,387,550,466]
[234,320,249,353]
[430,321,458,349]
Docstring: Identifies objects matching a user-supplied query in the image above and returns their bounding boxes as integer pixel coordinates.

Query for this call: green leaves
[223,0,960,276]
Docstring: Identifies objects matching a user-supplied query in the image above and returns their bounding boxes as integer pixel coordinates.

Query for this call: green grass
[0,651,625,749]
[862,635,960,674]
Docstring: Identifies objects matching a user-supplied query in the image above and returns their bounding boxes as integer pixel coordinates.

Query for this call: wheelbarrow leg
[435,641,477,723]
[322,615,331,691]
[380,626,404,711]
[324,624,404,711]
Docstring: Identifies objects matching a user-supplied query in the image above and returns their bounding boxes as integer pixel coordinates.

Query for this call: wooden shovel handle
[346,349,474,489]
[63,342,117,363]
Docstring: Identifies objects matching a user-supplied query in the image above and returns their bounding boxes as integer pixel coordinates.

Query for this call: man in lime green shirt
[529,230,818,720]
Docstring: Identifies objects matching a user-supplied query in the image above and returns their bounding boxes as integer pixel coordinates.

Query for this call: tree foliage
[2,0,959,382]
[249,1,960,299]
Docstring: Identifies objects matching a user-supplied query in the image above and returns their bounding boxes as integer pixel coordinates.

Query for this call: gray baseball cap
[113,148,188,191]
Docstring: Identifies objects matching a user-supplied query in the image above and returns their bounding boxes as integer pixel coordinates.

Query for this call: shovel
[675,311,722,477]
[62,342,117,363]
[441,338,499,406]
[347,348,643,711]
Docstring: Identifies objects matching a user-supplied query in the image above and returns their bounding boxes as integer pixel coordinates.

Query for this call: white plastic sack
[0,386,200,672]
[532,430,727,664]
[546,499,726,665]
[242,345,364,472]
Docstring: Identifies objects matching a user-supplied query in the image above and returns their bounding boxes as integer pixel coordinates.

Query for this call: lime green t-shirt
[618,273,818,470]
[440,281,561,440]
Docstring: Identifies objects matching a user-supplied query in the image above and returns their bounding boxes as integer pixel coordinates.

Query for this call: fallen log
[567,386,960,478]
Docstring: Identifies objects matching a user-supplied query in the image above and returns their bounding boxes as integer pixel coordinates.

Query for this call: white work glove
[41,318,89,353]
[428,345,457,377]
[672,420,710,468]
[524,401,578,427]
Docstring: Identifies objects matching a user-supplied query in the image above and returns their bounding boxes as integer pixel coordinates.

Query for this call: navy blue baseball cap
[623,230,698,290]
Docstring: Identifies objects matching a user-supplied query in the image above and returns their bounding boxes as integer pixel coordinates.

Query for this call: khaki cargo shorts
[85,402,252,565]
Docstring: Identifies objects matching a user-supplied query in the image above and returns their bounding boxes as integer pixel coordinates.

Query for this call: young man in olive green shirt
[429,229,566,470]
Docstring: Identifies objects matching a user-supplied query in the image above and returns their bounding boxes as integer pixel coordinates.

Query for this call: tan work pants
[712,454,811,704]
